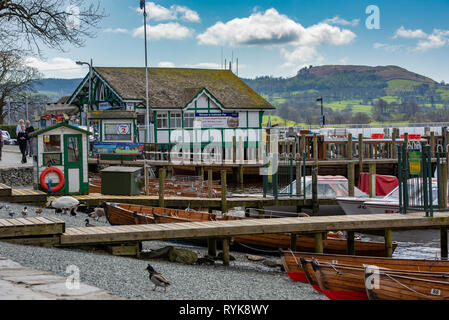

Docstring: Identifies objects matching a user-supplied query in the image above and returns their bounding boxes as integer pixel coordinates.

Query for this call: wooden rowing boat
[365,266,449,300]
[105,202,394,256]
[281,250,447,284]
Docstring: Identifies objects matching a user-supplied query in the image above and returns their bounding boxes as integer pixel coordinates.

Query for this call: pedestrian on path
[17,124,28,164]
[16,119,24,137]
[25,120,35,158]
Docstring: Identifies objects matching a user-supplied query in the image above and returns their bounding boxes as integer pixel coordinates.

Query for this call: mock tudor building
[62,67,274,159]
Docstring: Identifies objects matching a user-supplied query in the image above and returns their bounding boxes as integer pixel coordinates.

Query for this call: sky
[26,0,449,82]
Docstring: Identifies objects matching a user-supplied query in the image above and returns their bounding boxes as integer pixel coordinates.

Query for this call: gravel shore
[0,202,326,300]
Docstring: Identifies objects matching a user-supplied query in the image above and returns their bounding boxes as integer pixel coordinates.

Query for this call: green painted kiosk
[30,123,91,195]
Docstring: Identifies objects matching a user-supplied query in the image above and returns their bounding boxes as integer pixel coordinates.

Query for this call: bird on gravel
[84,218,96,227]
[90,206,106,221]
[48,196,79,215]
[0,203,4,210]
[35,207,44,215]
[145,264,170,292]
[21,207,28,217]
[8,211,15,218]
[5,204,10,211]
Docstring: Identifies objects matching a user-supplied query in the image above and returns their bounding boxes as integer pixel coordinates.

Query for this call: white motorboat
[337,187,399,215]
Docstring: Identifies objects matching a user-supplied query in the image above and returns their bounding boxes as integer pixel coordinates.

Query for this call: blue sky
[27,0,449,82]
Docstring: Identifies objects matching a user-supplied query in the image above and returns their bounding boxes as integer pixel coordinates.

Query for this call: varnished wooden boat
[365,266,449,300]
[282,250,449,284]
[105,203,395,256]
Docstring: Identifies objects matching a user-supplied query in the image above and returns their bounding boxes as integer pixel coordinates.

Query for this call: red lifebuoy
[40,167,65,192]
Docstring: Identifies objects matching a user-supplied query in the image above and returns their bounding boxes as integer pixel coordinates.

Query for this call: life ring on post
[40,167,65,192]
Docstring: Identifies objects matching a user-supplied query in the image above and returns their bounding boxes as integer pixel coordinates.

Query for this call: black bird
[84,218,96,227]
[22,207,28,217]
[70,207,77,217]
[8,211,15,218]
[145,264,170,292]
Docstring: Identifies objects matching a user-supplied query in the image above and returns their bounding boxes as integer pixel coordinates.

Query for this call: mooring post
[199,166,204,180]
[384,228,393,258]
[222,237,231,266]
[441,227,448,260]
[392,128,398,159]
[358,133,364,174]
[208,169,213,198]
[290,233,297,251]
[347,133,353,160]
[158,168,166,208]
[144,160,149,196]
[348,162,355,197]
[347,231,355,255]
[312,165,319,215]
[232,136,236,163]
[314,232,324,253]
[239,165,244,191]
[296,156,302,197]
[369,162,376,198]
[430,131,436,158]
[221,170,227,214]
[208,238,217,258]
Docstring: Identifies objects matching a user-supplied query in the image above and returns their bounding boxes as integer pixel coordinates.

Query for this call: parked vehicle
[1,131,16,145]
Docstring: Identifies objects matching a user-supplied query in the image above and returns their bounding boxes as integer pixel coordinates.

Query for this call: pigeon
[90,207,105,221]
[84,218,96,227]
[35,207,43,215]
[8,211,15,218]
[5,204,10,211]
[145,264,170,292]
[21,207,28,217]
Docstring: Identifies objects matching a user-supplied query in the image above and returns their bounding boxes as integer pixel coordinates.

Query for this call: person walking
[25,120,35,157]
[16,119,24,137]
[17,124,28,164]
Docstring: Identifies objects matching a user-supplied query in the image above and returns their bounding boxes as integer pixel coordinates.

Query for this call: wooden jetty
[2,212,449,266]
[0,184,47,204]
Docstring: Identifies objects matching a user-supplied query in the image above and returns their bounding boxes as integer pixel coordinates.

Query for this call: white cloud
[157,61,176,67]
[197,9,356,71]
[24,57,87,78]
[394,26,427,39]
[415,29,449,51]
[184,62,222,69]
[104,28,129,34]
[133,22,193,40]
[323,16,360,27]
[137,2,200,22]
[373,42,403,52]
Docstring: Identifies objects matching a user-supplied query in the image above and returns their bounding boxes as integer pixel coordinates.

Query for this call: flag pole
[142,0,151,144]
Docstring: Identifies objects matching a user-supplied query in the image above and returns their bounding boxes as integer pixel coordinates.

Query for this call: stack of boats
[282,251,449,300]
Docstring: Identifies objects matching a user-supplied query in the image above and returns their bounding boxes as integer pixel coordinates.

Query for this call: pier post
[144,160,149,196]
[384,228,393,258]
[314,232,324,254]
[369,163,376,198]
[239,165,244,191]
[430,131,435,158]
[208,238,217,258]
[232,136,236,163]
[347,231,355,255]
[158,168,166,208]
[404,132,409,147]
[347,133,353,160]
[312,165,319,214]
[348,163,355,197]
[221,170,227,214]
[296,157,302,197]
[392,128,398,159]
[441,227,448,260]
[222,238,231,266]
[208,169,213,198]
[358,134,364,174]
[290,233,297,251]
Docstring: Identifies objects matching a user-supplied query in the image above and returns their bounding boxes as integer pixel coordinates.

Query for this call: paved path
[0,256,124,300]
[0,146,33,169]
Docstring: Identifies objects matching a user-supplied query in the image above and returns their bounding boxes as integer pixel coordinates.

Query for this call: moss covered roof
[93,67,274,110]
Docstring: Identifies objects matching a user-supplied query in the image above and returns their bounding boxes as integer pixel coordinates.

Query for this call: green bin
[100,166,142,196]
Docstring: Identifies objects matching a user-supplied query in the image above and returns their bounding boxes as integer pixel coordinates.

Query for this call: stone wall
[0,167,34,187]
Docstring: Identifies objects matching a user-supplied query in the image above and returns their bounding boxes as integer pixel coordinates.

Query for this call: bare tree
[0,51,41,124]
[0,0,106,54]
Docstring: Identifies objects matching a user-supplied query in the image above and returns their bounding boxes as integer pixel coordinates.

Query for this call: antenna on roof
[229,61,232,72]
[236,58,239,77]
[224,59,226,70]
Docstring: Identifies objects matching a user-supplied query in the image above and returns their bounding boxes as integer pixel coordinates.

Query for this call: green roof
[93,67,275,110]
[30,123,92,137]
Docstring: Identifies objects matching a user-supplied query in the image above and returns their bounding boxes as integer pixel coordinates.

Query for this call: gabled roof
[92,67,275,110]
[30,123,92,137]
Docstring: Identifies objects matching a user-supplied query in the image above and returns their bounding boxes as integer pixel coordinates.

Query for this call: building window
[157,112,168,129]
[104,122,132,141]
[43,135,61,153]
[184,112,195,128]
[170,112,182,128]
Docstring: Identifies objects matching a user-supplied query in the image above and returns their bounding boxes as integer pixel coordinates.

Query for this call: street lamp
[316,97,325,126]
[140,0,151,143]
[76,59,93,134]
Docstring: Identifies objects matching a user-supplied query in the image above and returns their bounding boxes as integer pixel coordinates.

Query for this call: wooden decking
[60,212,449,246]
[73,193,337,208]
[0,217,64,239]
[0,184,47,203]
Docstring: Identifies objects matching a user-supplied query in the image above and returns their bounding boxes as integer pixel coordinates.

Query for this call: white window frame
[157,112,168,129]
[170,112,182,128]
[183,112,195,128]
[102,120,134,142]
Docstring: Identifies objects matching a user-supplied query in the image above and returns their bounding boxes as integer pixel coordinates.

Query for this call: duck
[84,218,96,227]
[145,264,170,292]
[21,207,28,217]
[47,196,79,215]
[90,206,105,221]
